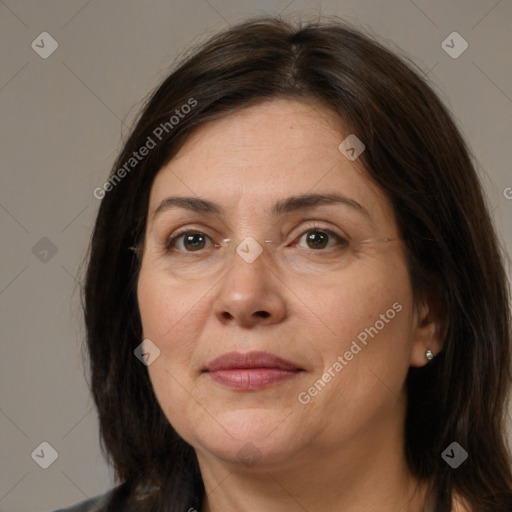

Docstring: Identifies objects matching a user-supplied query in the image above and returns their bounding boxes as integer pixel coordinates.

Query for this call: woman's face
[137,98,432,469]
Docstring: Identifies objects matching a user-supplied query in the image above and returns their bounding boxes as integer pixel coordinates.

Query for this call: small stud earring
[425,348,434,361]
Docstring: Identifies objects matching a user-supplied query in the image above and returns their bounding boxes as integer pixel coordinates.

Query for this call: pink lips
[204,351,303,390]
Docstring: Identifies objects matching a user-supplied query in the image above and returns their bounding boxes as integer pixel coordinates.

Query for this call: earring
[425,348,434,361]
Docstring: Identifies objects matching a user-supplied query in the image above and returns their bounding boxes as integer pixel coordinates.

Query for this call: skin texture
[137,98,443,511]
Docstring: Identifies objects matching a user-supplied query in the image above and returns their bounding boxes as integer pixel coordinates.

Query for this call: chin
[219,407,293,438]
[190,411,301,466]
[197,435,297,470]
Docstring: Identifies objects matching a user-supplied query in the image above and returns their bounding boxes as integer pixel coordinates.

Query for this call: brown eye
[166,231,212,252]
[295,228,348,251]
[305,231,329,249]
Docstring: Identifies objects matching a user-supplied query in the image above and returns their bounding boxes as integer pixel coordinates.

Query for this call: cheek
[334,281,412,409]
[137,265,205,344]
[136,267,206,390]
[137,268,210,438]
[301,256,414,394]
[296,253,412,349]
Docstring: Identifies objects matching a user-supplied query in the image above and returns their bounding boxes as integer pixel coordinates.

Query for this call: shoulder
[45,486,118,512]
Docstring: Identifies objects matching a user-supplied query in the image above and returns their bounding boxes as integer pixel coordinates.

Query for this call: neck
[197,409,430,512]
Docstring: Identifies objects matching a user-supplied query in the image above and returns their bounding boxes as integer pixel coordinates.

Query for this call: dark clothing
[48,483,203,511]
[48,487,116,512]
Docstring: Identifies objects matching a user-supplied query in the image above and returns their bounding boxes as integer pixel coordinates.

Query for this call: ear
[409,289,446,368]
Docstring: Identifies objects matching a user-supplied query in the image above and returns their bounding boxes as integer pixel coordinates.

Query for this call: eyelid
[164,225,218,251]
[291,221,349,243]
[165,221,348,251]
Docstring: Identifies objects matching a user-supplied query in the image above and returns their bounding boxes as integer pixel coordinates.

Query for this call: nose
[212,240,287,328]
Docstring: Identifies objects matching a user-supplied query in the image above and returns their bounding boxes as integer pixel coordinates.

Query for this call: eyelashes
[164,223,349,255]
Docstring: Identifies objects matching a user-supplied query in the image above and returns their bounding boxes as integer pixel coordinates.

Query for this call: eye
[165,231,215,253]
[293,226,349,251]
[165,225,349,254]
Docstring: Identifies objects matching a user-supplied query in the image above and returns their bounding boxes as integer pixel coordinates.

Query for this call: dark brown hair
[83,15,512,511]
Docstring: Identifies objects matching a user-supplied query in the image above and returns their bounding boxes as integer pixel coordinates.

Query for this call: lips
[205,351,300,372]
[204,351,303,390]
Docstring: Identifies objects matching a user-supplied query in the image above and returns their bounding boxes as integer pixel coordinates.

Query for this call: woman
[55,15,512,512]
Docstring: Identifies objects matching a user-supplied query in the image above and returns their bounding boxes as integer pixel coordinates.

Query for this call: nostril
[256,311,270,318]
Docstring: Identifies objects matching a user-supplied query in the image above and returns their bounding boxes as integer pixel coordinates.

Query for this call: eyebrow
[151,192,371,222]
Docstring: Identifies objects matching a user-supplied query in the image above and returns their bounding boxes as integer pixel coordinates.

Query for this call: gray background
[1,1,511,510]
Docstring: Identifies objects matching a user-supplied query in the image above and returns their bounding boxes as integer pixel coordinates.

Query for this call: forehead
[147,98,394,227]
[165,98,346,174]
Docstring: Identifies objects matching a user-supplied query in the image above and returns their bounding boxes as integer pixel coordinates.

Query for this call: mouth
[203,351,304,391]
